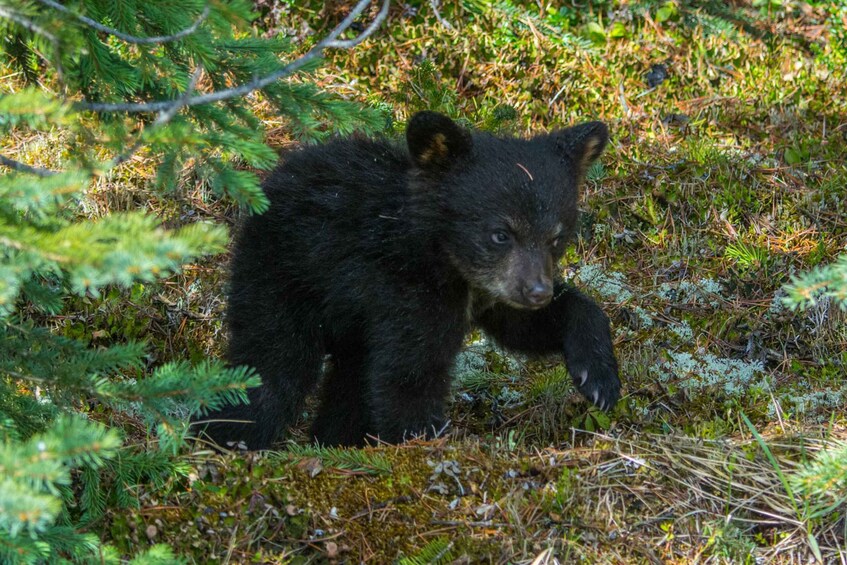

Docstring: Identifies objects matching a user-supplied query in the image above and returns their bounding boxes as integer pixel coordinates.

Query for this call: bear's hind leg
[196,302,326,450]
[310,341,371,446]
[365,315,466,444]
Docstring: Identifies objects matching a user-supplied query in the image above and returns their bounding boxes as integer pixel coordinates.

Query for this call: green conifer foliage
[783,254,847,310]
[0,0,388,560]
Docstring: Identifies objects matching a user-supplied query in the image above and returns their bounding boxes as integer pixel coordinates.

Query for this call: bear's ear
[406,111,473,169]
[552,121,609,175]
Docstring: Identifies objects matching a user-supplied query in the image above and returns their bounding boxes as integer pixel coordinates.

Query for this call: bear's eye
[490,230,512,244]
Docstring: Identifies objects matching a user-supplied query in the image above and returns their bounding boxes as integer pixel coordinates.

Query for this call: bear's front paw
[564,335,621,411]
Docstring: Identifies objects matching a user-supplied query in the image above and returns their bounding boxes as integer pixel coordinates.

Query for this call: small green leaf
[584,22,606,44]
[784,147,802,165]
[656,2,679,23]
[807,531,823,562]
[609,22,628,39]
[593,409,611,430]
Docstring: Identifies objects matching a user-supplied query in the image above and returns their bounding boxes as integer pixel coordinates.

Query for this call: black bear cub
[200,111,620,449]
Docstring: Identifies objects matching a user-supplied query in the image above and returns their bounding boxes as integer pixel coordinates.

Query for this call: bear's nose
[523,282,553,307]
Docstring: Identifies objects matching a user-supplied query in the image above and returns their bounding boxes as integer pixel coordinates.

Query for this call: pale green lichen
[658,278,724,308]
[656,350,767,396]
[576,264,633,302]
[769,387,847,422]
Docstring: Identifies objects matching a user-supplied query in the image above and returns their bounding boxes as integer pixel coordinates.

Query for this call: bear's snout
[521,280,553,308]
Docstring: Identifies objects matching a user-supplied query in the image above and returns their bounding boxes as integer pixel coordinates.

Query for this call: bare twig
[0,154,58,177]
[74,0,390,114]
[321,0,389,48]
[155,66,204,124]
[428,0,455,31]
[431,520,510,528]
[35,0,211,45]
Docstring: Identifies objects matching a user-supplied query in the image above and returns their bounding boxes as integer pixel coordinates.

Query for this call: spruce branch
[110,67,204,169]
[783,253,847,309]
[0,2,382,558]
[0,4,64,83]
[1,68,203,177]
[281,443,392,475]
[35,0,211,45]
[74,0,391,114]
[0,5,57,43]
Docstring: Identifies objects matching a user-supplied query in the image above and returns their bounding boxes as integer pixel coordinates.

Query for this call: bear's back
[227,136,448,326]
[258,137,408,229]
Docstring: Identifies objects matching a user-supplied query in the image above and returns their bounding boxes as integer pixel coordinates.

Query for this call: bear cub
[200,111,621,449]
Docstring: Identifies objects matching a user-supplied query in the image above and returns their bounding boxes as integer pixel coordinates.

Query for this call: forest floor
[45,1,847,562]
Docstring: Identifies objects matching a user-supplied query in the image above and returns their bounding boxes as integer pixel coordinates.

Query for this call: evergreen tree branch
[783,254,847,309]
[34,0,211,45]
[0,2,380,557]
[0,5,57,43]
[0,5,65,83]
[110,67,204,169]
[74,0,390,114]
[1,68,203,177]
[0,154,58,177]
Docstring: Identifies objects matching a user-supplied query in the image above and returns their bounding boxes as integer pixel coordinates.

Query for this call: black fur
[197,112,620,449]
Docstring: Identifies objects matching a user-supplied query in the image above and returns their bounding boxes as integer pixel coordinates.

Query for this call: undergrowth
[3,0,847,562]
